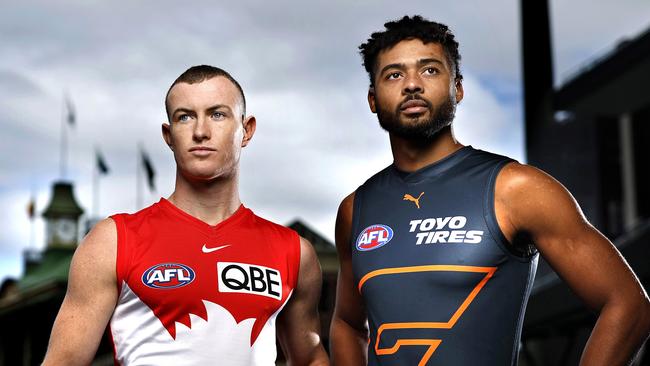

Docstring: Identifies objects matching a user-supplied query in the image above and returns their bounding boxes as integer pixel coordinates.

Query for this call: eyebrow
[379,58,446,76]
[172,104,233,117]
[171,107,194,117]
[205,104,233,114]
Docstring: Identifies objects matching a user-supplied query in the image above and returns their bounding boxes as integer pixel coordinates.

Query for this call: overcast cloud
[1,0,649,281]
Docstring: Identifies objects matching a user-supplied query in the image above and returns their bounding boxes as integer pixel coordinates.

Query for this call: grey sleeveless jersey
[351,146,538,365]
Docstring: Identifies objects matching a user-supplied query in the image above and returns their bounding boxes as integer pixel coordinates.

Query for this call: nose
[192,116,210,142]
[403,73,423,95]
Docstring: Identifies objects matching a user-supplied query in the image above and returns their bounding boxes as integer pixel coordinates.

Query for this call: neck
[167,169,241,226]
[389,126,464,172]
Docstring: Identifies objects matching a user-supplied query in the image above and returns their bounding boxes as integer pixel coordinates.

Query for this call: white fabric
[110,282,292,365]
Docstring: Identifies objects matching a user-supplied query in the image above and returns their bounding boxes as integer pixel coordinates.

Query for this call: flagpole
[30,214,35,249]
[28,188,35,250]
[60,95,67,180]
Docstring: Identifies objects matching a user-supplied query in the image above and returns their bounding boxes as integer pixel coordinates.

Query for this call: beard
[376,93,456,144]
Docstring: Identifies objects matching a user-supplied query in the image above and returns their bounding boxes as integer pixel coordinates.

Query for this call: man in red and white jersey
[43,65,329,365]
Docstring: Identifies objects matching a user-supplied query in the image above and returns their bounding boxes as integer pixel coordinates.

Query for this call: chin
[400,114,429,125]
[177,164,212,179]
[185,164,237,181]
[192,172,221,181]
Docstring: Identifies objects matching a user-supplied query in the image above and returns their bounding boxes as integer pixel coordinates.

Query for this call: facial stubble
[376,94,456,144]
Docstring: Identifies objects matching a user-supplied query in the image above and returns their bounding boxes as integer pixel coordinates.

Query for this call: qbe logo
[217,262,282,300]
[142,263,195,289]
[356,224,394,251]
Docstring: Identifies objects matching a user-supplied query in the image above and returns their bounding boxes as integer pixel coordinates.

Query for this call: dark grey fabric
[351,146,538,365]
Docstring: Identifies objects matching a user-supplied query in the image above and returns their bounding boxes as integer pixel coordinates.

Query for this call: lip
[189,146,216,152]
[400,99,429,110]
[400,98,430,115]
[189,146,216,157]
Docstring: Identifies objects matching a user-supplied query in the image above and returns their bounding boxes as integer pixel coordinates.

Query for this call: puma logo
[403,192,424,209]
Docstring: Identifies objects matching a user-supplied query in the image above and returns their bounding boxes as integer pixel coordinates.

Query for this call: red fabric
[110,199,300,345]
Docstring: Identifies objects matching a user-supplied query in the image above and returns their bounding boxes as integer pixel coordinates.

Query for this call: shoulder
[296,236,322,283]
[496,162,569,201]
[69,217,118,285]
[338,192,356,218]
[336,191,356,232]
[334,192,356,255]
[495,162,584,231]
[80,217,118,253]
[298,237,319,263]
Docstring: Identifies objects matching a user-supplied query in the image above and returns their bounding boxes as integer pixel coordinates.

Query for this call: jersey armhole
[483,160,533,262]
[290,231,301,291]
[110,214,129,294]
[350,187,364,251]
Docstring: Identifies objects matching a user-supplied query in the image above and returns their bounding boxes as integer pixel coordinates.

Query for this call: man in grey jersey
[330,15,650,365]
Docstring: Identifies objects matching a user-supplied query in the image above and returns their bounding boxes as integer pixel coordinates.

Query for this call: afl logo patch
[142,263,196,289]
[356,224,394,251]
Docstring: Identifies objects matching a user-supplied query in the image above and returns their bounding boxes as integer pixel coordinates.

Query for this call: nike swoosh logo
[202,244,231,253]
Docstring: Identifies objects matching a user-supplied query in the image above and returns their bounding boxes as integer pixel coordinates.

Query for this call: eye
[211,111,225,119]
[178,114,191,122]
[424,67,439,75]
[386,72,402,80]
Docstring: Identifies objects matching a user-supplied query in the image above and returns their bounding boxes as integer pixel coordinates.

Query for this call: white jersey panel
[110,282,290,365]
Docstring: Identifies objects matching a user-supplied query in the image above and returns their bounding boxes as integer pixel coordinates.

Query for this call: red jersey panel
[109,199,300,365]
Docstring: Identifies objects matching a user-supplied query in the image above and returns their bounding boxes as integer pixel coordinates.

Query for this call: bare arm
[42,218,118,366]
[496,163,650,366]
[330,192,369,365]
[276,237,329,365]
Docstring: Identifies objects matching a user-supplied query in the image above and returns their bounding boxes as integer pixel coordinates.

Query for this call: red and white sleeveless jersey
[108,198,301,365]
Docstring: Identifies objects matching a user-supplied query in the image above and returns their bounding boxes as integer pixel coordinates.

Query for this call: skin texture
[330,39,650,365]
[43,76,329,365]
[330,192,369,366]
[277,237,330,366]
[41,218,118,366]
[370,40,462,146]
[369,39,465,172]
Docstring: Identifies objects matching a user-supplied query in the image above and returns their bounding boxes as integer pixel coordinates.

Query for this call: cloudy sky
[1,0,649,282]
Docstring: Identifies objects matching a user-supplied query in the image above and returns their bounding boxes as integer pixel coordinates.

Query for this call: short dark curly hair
[359,15,462,86]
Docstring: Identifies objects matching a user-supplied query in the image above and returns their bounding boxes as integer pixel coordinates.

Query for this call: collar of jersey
[157,198,250,235]
[391,145,474,184]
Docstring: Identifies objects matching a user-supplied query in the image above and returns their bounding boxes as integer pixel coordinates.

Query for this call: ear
[241,115,257,147]
[162,122,173,151]
[367,87,377,114]
[454,79,464,104]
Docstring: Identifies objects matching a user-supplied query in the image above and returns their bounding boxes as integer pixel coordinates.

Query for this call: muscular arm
[276,237,329,365]
[496,163,650,366]
[330,192,369,365]
[42,218,118,366]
